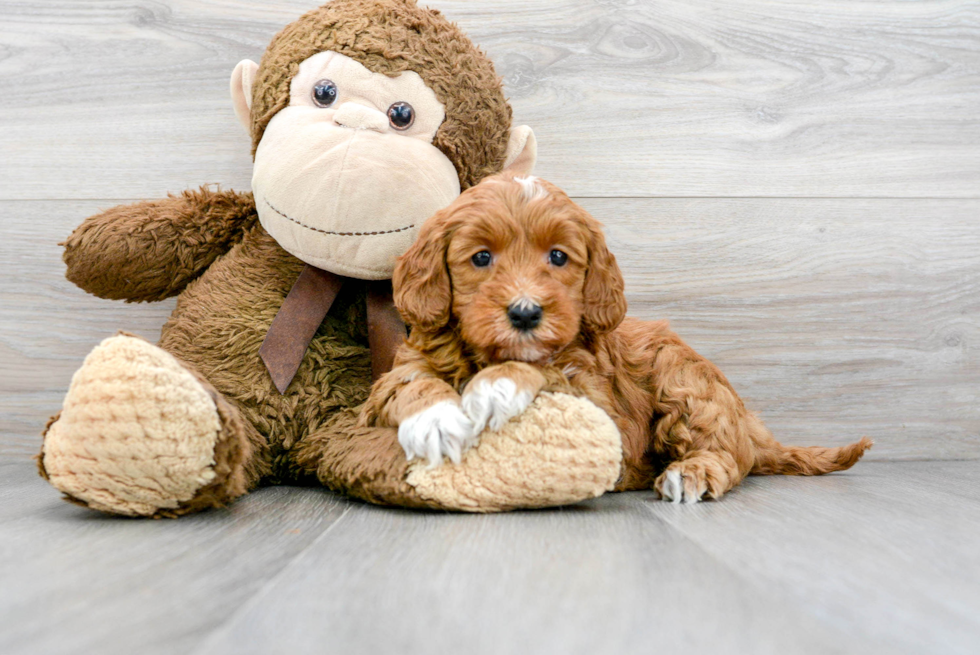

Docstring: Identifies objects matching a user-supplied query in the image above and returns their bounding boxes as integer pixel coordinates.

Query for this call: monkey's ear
[230,59,260,133]
[502,126,537,176]
[393,210,455,332]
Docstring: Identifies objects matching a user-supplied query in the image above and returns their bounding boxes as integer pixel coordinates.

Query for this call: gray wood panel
[644,460,980,654]
[186,463,979,655]
[4,198,976,461]
[4,461,980,655]
[0,461,353,655]
[1,1,978,199]
[191,492,868,655]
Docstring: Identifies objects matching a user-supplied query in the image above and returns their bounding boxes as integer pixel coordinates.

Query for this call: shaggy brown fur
[62,187,258,302]
[364,175,872,502]
[42,0,516,516]
[251,0,513,189]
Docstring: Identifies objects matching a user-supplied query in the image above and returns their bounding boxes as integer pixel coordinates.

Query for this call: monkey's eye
[549,249,568,266]
[387,102,415,130]
[312,79,338,107]
[471,250,492,267]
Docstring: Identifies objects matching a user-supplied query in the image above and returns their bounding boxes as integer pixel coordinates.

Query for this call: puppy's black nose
[507,302,543,331]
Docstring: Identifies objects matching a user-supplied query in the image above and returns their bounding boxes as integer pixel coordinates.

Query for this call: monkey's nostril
[507,303,543,331]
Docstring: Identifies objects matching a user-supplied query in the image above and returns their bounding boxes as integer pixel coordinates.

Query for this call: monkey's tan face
[251,52,461,279]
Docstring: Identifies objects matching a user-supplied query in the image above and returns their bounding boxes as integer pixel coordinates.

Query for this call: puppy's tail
[751,436,874,476]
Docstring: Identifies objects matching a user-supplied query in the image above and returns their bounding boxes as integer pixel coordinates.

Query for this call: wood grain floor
[4,460,980,654]
[1,1,978,653]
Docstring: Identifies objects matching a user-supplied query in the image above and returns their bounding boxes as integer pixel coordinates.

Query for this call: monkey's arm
[63,187,257,302]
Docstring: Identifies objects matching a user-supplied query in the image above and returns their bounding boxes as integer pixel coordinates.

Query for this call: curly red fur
[370,173,872,501]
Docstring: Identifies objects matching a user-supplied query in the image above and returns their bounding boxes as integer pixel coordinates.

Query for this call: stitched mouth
[262,197,416,236]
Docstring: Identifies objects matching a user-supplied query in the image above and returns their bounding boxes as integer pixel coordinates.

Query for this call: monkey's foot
[405,392,622,512]
[40,334,246,517]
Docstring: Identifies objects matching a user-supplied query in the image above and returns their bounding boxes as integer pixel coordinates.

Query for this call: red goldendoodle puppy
[359,174,872,502]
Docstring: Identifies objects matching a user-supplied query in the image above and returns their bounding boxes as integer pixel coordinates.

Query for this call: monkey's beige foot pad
[406,392,622,512]
[42,335,222,516]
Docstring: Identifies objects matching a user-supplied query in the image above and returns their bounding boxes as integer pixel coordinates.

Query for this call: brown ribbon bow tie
[259,264,407,394]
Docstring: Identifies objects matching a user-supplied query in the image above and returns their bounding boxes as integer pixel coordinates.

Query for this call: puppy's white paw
[462,377,535,433]
[399,401,477,467]
[658,469,705,504]
[660,470,684,504]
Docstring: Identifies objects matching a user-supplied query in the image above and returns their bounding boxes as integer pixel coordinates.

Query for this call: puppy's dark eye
[471,250,492,267]
[388,102,415,130]
[549,249,568,266]
[312,79,338,107]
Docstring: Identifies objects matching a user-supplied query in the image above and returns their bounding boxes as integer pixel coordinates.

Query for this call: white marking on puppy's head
[513,175,548,201]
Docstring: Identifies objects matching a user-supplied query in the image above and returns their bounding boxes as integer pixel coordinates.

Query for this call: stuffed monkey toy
[37,0,622,516]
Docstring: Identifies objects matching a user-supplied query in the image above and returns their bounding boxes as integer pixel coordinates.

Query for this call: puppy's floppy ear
[393,208,455,331]
[580,213,627,336]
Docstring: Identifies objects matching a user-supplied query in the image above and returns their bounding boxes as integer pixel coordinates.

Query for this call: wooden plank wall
[1,0,977,460]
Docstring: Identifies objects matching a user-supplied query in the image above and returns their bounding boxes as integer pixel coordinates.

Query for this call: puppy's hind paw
[655,467,707,504]
[399,401,477,467]
[462,378,535,433]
